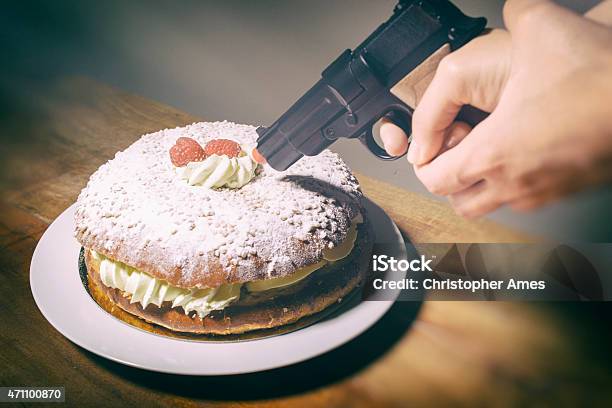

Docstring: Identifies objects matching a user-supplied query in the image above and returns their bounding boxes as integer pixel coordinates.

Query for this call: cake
[75,121,372,335]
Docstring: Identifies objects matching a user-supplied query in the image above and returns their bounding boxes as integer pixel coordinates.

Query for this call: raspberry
[169,137,206,167]
[203,139,242,158]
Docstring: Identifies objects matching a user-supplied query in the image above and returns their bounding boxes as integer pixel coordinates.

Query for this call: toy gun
[256,0,488,171]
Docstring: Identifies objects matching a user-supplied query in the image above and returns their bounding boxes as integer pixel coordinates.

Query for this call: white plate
[31,199,406,375]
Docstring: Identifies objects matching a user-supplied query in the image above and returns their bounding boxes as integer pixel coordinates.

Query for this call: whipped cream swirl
[92,250,241,318]
[176,153,257,189]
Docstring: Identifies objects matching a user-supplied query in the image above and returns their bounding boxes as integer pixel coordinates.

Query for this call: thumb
[409,29,511,165]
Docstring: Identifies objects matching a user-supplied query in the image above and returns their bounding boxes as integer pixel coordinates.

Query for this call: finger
[438,121,472,155]
[380,118,470,158]
[414,118,496,196]
[408,54,468,165]
[448,180,504,219]
[509,191,560,212]
[414,140,481,196]
[379,118,409,156]
[509,179,582,212]
[509,197,545,212]
[585,0,612,26]
[409,30,509,166]
[503,0,556,33]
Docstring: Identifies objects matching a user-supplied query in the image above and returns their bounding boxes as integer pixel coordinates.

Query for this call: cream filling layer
[91,214,361,317]
[175,152,257,189]
[92,250,241,318]
[246,215,362,292]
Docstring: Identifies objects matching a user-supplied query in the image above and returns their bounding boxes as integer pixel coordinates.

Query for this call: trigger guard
[358,110,411,161]
[383,110,412,143]
[358,127,405,161]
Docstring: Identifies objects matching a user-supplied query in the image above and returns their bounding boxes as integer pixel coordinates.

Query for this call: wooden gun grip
[390,43,488,128]
[390,44,450,109]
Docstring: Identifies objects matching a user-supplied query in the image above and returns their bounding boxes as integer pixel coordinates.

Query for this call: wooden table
[1,77,611,406]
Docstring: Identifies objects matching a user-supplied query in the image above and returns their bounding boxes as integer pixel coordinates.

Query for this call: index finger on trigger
[379,118,409,156]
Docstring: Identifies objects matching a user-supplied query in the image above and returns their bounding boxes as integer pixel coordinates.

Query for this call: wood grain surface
[1,77,611,407]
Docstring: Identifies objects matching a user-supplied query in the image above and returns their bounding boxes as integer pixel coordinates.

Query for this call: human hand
[381,0,612,218]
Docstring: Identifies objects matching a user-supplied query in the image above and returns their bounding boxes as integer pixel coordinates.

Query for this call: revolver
[256,0,488,171]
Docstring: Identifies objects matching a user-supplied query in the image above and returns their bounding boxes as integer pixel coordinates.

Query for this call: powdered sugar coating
[75,121,364,288]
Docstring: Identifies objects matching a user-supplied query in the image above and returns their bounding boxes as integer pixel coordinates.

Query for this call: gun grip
[390,44,450,109]
[389,43,489,132]
[456,104,489,127]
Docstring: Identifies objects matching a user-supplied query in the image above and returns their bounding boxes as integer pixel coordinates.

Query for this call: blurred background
[1,0,609,241]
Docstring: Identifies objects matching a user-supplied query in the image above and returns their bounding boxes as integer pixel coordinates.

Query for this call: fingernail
[407,143,419,164]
